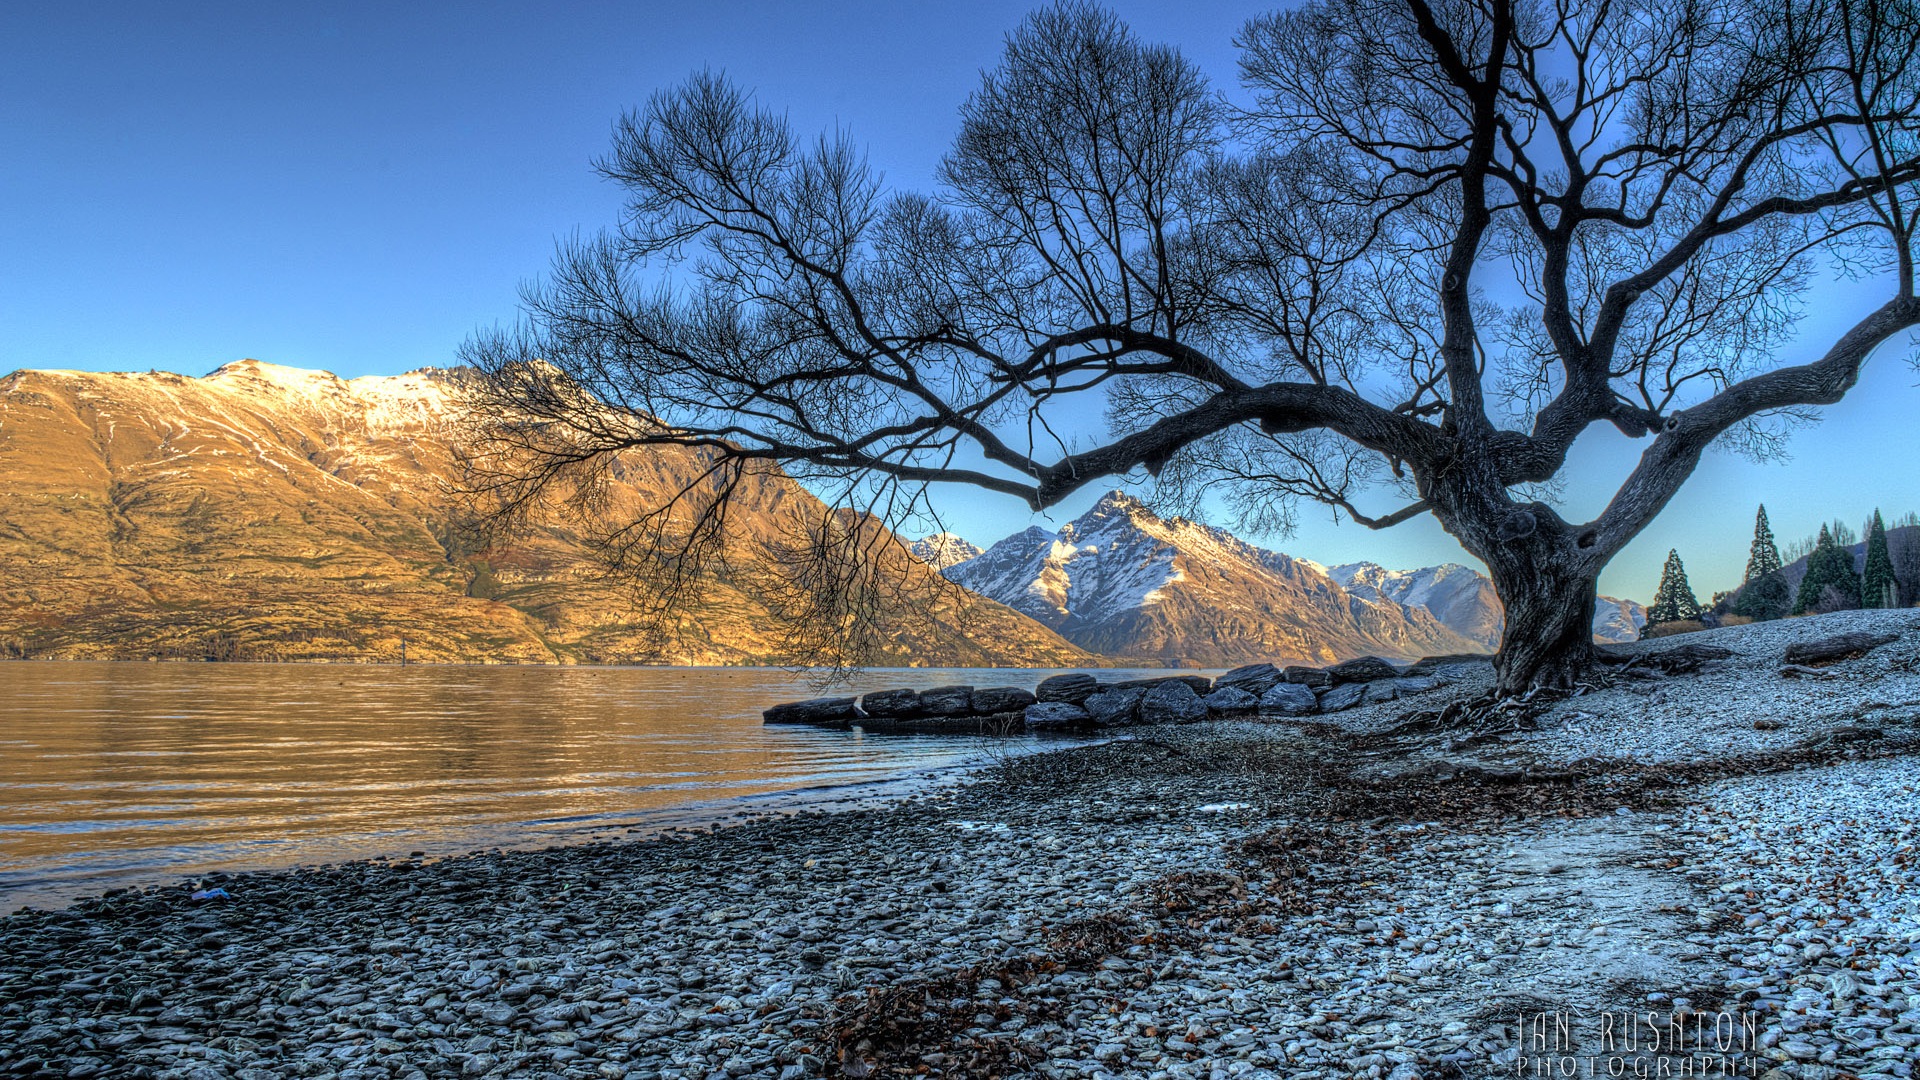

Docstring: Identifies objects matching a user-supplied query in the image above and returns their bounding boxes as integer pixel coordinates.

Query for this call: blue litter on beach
[189,887,231,901]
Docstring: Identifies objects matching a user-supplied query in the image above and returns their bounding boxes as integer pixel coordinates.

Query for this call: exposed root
[1330,729,1920,829]
[816,914,1157,1078]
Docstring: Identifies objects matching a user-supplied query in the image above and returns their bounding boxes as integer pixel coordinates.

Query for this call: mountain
[0,361,1091,667]
[1592,596,1648,643]
[1329,562,1504,650]
[909,532,983,571]
[1329,561,1646,646]
[939,491,1485,667]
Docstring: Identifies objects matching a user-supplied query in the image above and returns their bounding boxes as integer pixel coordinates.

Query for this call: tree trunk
[1423,457,1601,696]
[1487,553,1598,695]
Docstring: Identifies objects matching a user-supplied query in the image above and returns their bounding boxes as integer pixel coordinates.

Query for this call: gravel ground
[4,611,1920,1080]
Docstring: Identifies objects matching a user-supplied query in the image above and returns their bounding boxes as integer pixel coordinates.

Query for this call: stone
[1108,675,1213,695]
[1318,683,1368,712]
[1283,665,1332,687]
[1212,663,1284,695]
[1258,682,1319,716]
[1201,686,1258,714]
[1783,631,1900,666]
[968,686,1036,714]
[918,685,975,717]
[762,697,857,725]
[1404,653,1492,677]
[858,688,925,719]
[1325,656,1402,684]
[1364,675,1448,704]
[1035,674,1100,704]
[1139,681,1209,724]
[1024,701,1091,729]
[1083,687,1146,727]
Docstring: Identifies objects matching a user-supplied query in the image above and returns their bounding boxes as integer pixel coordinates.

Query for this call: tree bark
[1424,455,1601,695]
[1485,551,1599,695]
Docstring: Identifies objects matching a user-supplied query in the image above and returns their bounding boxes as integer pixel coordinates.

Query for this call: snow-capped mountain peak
[907,532,984,571]
[943,491,1483,666]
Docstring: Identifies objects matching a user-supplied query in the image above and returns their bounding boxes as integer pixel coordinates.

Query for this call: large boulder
[917,685,975,717]
[1325,656,1402,684]
[1404,653,1493,678]
[1035,673,1101,704]
[1213,663,1284,696]
[1783,631,1898,666]
[970,686,1037,714]
[1283,665,1332,687]
[859,688,926,719]
[1258,682,1320,716]
[1024,701,1091,729]
[1363,675,1449,704]
[763,697,859,725]
[1317,683,1368,713]
[1139,681,1209,724]
[1083,686,1146,727]
[1202,686,1258,715]
[1109,675,1214,695]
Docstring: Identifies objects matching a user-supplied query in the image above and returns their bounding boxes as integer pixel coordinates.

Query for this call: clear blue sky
[3,1,1915,602]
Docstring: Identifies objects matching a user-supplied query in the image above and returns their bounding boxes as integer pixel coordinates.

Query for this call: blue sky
[3,1,1915,602]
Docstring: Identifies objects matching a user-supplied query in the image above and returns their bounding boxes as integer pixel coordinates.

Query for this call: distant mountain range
[925,492,1646,666]
[0,361,1089,667]
[0,361,1645,667]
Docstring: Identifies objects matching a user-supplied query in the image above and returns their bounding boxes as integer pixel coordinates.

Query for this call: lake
[0,661,1168,913]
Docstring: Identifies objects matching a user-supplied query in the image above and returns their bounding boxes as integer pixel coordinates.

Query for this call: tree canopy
[464,0,1920,692]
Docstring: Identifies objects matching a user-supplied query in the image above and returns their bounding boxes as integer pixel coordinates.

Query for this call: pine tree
[1732,503,1790,620]
[1862,509,1898,609]
[1646,549,1703,625]
[1744,505,1782,582]
[1793,524,1863,614]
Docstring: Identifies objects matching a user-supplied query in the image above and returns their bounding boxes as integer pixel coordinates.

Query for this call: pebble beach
[5,609,1920,1080]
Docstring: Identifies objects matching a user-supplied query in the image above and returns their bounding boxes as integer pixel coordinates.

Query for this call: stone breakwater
[4,609,1920,1080]
[762,656,1483,733]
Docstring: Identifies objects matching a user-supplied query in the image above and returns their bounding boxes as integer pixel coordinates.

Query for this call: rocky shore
[5,610,1920,1080]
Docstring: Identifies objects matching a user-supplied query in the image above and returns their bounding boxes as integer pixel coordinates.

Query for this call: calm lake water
[0,662,1167,913]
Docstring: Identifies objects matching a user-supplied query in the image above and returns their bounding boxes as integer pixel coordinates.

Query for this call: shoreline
[4,611,1919,1079]
[0,730,1109,918]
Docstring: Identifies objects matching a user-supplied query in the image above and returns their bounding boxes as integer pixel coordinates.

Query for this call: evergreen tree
[1744,505,1782,582]
[1646,549,1703,625]
[1862,509,1898,608]
[1793,524,1863,614]
[1732,503,1792,620]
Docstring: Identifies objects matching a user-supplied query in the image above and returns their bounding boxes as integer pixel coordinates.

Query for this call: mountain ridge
[927,500,1648,659]
[936,491,1487,667]
[0,361,1091,667]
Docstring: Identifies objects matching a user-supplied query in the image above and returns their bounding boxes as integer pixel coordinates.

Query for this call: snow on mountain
[908,532,984,571]
[1332,560,1646,647]
[1592,596,1648,644]
[944,491,1485,667]
[1330,561,1504,651]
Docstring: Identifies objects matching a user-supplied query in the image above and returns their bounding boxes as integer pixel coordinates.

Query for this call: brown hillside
[0,361,1090,667]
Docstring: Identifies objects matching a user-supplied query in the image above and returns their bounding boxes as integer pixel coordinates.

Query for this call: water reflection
[0,662,1170,911]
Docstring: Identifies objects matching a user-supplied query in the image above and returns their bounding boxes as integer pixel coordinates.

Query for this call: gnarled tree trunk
[1426,461,1601,696]
[1484,549,1599,695]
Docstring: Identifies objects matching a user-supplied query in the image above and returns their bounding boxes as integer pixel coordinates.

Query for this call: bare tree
[463,0,1920,694]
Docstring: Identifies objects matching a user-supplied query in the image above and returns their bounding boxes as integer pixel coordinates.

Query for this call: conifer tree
[1733,504,1790,620]
[1647,549,1703,625]
[1863,509,1898,609]
[1744,506,1782,582]
[1793,524,1863,614]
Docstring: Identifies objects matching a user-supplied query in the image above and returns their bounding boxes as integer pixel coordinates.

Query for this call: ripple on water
[0,661,1175,911]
